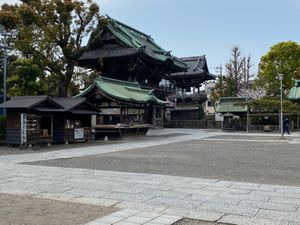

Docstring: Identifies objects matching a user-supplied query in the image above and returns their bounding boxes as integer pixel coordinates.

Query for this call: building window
[207,88,215,95]
[207,101,213,107]
[206,88,211,95]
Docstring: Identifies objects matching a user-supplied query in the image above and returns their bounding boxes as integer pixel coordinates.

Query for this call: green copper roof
[216,97,248,113]
[75,76,166,105]
[288,80,300,100]
[106,16,187,70]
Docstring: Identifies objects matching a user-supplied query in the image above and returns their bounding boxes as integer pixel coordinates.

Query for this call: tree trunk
[57,64,75,97]
[58,81,69,97]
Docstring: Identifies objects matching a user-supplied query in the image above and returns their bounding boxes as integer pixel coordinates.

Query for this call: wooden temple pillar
[119,107,124,123]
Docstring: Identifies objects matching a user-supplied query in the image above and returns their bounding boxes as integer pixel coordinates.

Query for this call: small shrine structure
[75,76,167,139]
[0,96,98,147]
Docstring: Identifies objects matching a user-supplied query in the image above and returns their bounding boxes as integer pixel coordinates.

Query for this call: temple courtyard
[0,129,300,225]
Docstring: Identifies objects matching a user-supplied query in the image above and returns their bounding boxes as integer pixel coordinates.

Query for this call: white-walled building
[204,81,216,115]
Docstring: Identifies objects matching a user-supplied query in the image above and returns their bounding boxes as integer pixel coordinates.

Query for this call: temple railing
[140,84,174,93]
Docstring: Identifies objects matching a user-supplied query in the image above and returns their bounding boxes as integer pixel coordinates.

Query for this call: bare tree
[242,55,254,89]
[223,47,254,96]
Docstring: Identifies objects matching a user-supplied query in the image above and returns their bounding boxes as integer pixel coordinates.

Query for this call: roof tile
[76,76,166,105]
[80,16,187,71]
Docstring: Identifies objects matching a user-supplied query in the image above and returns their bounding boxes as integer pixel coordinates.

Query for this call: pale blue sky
[2,0,300,74]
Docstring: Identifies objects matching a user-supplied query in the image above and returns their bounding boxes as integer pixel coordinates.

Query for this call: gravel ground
[0,133,186,156]
[204,134,291,140]
[0,141,124,155]
[0,194,117,225]
[29,138,300,186]
[173,219,231,225]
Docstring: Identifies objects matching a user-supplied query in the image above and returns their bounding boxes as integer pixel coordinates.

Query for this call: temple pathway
[0,129,300,225]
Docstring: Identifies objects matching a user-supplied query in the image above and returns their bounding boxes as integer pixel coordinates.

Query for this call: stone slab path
[85,209,181,225]
[0,129,300,225]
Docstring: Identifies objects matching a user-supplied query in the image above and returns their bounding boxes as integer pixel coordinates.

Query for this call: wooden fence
[248,125,279,132]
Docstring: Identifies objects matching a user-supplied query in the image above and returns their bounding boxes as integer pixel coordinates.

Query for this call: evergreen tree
[255,41,300,96]
[7,59,47,96]
[0,0,102,96]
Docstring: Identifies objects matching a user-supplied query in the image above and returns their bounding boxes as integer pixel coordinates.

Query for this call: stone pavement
[0,129,300,225]
[85,209,181,225]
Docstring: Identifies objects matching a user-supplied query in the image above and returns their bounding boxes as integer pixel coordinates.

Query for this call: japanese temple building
[77,16,216,129]
[79,16,188,99]
[79,16,215,101]
[0,76,166,147]
[75,76,167,139]
[171,56,215,94]
[0,16,217,146]
[169,55,215,105]
[168,56,215,121]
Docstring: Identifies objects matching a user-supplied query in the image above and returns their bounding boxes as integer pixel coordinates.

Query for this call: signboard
[100,108,121,115]
[215,113,224,122]
[127,108,139,115]
[165,108,171,120]
[74,128,84,139]
[20,113,27,144]
[91,115,97,127]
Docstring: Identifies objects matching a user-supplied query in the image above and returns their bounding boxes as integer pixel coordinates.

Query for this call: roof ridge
[107,15,167,52]
[96,76,140,88]
[107,24,134,47]
[51,97,86,110]
[107,15,151,39]
[83,15,187,71]
[11,95,48,99]
[180,55,206,60]
[125,86,154,94]
[113,24,143,49]
[153,49,169,54]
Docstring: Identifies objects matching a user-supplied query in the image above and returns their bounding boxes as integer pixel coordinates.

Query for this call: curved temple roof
[80,16,187,72]
[216,97,248,113]
[171,56,215,79]
[75,76,167,105]
[0,96,99,115]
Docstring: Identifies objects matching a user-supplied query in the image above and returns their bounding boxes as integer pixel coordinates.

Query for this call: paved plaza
[30,135,300,186]
[0,129,300,225]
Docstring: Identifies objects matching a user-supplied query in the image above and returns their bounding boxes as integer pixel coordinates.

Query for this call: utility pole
[216,63,223,97]
[276,74,284,139]
[0,25,8,116]
[280,76,283,139]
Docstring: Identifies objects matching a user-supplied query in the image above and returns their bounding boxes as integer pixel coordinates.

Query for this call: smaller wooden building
[216,97,248,131]
[51,97,99,144]
[0,96,99,146]
[75,76,167,139]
